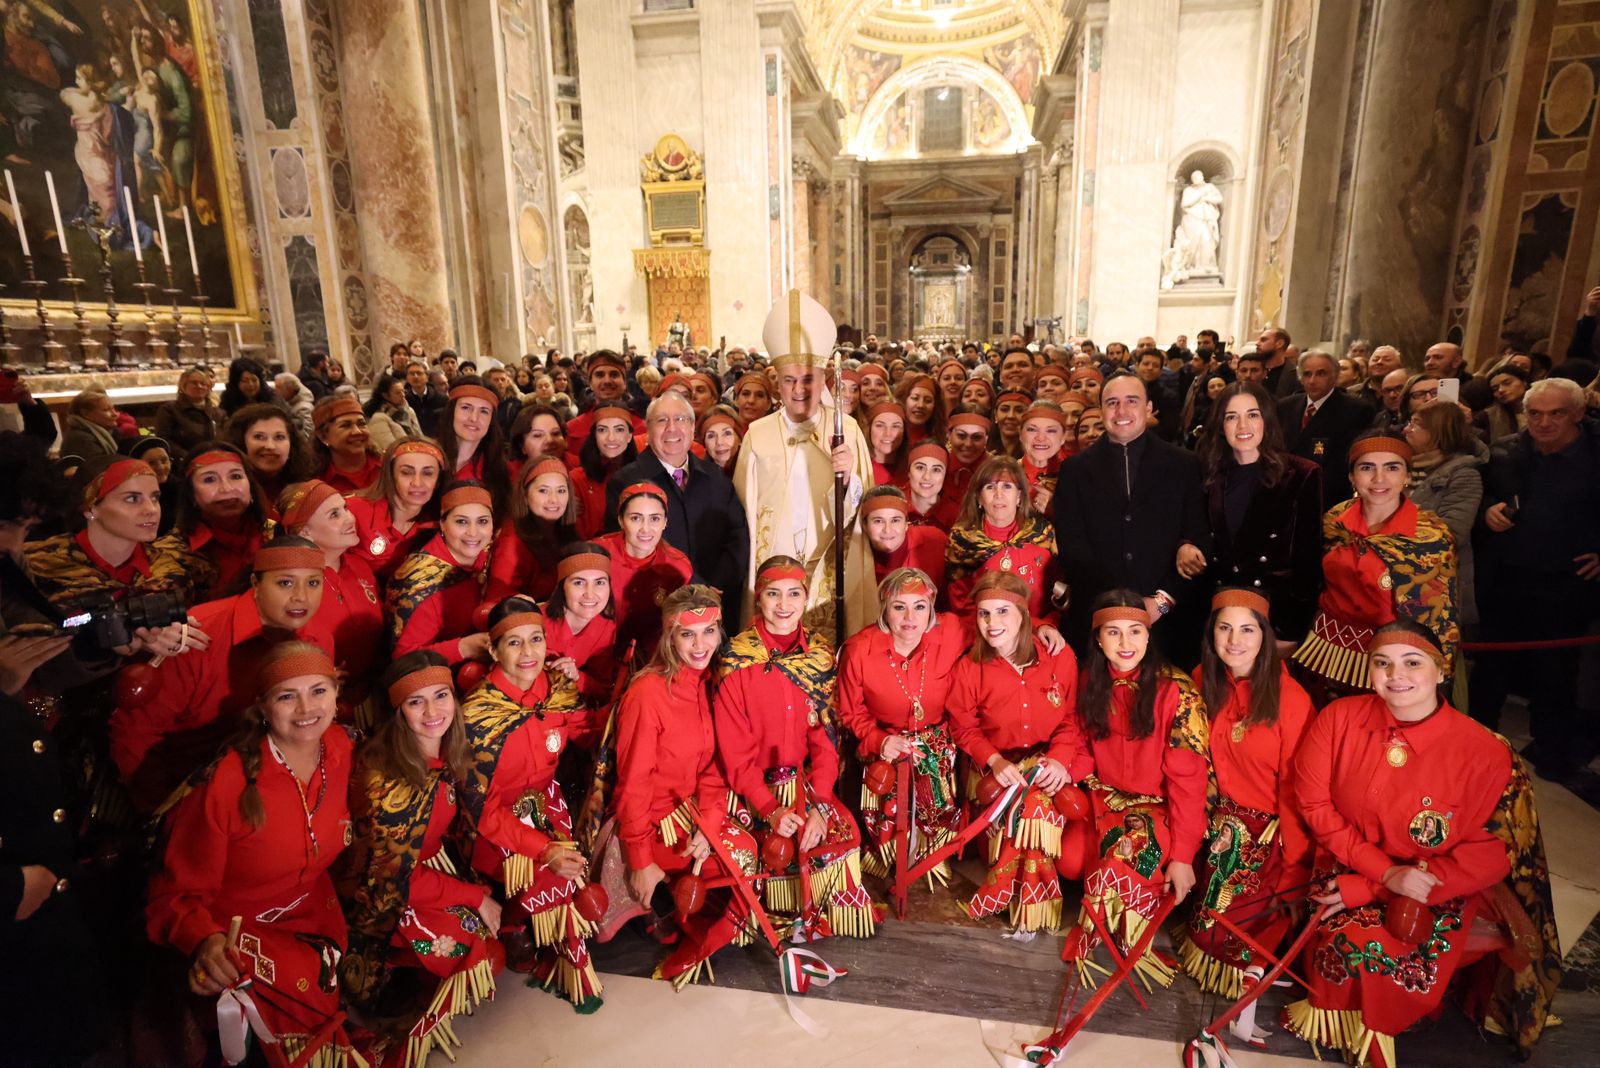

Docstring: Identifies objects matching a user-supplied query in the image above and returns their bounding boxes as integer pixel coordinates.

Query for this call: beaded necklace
[269,738,328,855]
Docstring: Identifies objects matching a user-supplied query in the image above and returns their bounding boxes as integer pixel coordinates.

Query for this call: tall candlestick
[44,170,67,256]
[123,185,142,263]
[180,204,200,277]
[153,195,171,266]
[4,170,28,257]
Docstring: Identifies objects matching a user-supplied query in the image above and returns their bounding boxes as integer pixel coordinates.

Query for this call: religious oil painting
[0,0,245,310]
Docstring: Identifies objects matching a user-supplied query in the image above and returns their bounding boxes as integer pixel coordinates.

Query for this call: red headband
[1348,436,1413,464]
[884,572,935,599]
[1368,628,1445,667]
[257,645,337,693]
[861,494,909,517]
[936,359,966,378]
[974,583,1029,611]
[278,480,340,534]
[450,383,500,409]
[657,373,692,395]
[756,562,808,591]
[387,665,455,709]
[734,372,769,393]
[253,543,326,573]
[857,364,889,381]
[1071,369,1105,385]
[948,413,993,434]
[1021,404,1067,427]
[618,482,668,511]
[908,441,949,465]
[186,449,241,475]
[490,610,545,641]
[1034,367,1069,384]
[87,458,155,505]
[840,368,862,384]
[866,402,905,424]
[671,604,722,629]
[440,484,492,514]
[390,439,445,466]
[1212,587,1270,618]
[558,552,611,581]
[1092,605,1150,629]
[700,410,742,437]
[521,456,569,488]
[314,396,363,431]
[997,390,1033,408]
[591,405,633,427]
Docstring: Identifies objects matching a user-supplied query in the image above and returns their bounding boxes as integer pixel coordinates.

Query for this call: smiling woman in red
[1284,621,1558,1068]
[596,483,693,660]
[944,455,1057,626]
[455,598,603,1012]
[163,444,270,600]
[570,406,638,538]
[347,438,445,584]
[614,585,759,987]
[483,457,579,606]
[714,556,876,939]
[146,643,361,1067]
[1175,589,1314,1047]
[542,542,621,704]
[313,395,382,495]
[436,380,513,515]
[388,482,495,665]
[860,487,946,589]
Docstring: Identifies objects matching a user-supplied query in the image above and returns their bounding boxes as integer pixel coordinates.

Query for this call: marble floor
[446,719,1600,1068]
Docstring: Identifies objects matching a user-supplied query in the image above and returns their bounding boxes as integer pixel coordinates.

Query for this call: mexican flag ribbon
[216,981,276,1066]
[779,947,849,1036]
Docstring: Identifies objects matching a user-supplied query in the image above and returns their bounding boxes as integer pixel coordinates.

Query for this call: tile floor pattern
[447,741,1600,1067]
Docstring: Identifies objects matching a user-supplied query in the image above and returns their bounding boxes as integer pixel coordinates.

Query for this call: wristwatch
[1153,590,1175,617]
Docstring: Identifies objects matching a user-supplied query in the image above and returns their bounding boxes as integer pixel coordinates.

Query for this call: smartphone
[1437,378,1460,405]
[0,368,22,405]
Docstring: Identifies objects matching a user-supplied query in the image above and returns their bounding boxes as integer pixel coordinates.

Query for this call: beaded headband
[1211,587,1270,618]
[1092,605,1151,629]
[278,480,340,534]
[857,363,889,380]
[440,484,492,514]
[1368,628,1445,667]
[391,439,445,466]
[907,441,949,465]
[1021,404,1067,427]
[387,665,455,709]
[585,351,626,373]
[974,584,1029,611]
[520,456,569,488]
[618,481,668,511]
[252,542,325,573]
[699,411,742,437]
[1070,369,1105,385]
[490,610,545,641]
[591,405,634,426]
[1348,435,1413,464]
[866,402,906,424]
[997,390,1033,407]
[657,373,692,396]
[314,396,363,431]
[861,493,909,517]
[185,449,242,475]
[558,551,611,581]
[257,644,337,693]
[1034,366,1069,384]
[948,413,993,433]
[449,383,500,409]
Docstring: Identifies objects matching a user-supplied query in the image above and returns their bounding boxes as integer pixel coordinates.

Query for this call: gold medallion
[361,580,378,604]
[1408,808,1450,848]
[1231,722,1246,744]
[807,709,819,727]
[446,784,457,806]
[368,534,388,556]
[911,697,924,721]
[1000,553,1013,572]
[1047,684,1063,707]
[545,729,562,754]
[1386,743,1408,768]
[1379,573,1393,590]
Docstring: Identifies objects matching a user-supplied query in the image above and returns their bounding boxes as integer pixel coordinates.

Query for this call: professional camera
[62,589,187,652]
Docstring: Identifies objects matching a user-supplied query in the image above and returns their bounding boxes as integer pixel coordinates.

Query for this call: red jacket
[312,557,384,701]
[409,758,486,912]
[1294,695,1511,909]
[565,408,646,466]
[947,638,1090,776]
[871,525,947,588]
[837,613,966,760]
[185,519,264,600]
[544,611,620,704]
[570,467,611,540]
[614,667,729,869]
[482,525,559,607]
[713,623,840,818]
[110,590,336,810]
[321,453,382,496]
[391,535,487,664]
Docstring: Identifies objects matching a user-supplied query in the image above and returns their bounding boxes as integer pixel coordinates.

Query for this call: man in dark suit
[1054,372,1213,665]
[605,391,750,625]
[1277,349,1374,508]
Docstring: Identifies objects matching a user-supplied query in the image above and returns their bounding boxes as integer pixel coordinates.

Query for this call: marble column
[791,161,813,296]
[332,0,453,352]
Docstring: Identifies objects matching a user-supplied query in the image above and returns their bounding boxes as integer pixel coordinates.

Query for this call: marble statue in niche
[1162,171,1224,289]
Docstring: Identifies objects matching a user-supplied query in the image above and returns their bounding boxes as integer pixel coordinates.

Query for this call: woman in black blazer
[1199,382,1323,646]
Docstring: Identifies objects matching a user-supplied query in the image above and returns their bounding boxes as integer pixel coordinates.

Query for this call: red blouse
[871,525,947,588]
[943,520,1053,622]
[1198,665,1315,889]
[346,495,436,584]
[947,638,1090,777]
[410,760,483,912]
[482,524,559,607]
[392,536,487,664]
[905,495,960,532]
[595,532,693,656]
[543,611,620,704]
[147,729,354,956]
[313,558,384,701]
[73,528,151,586]
[570,467,612,540]
[321,454,382,496]
[1317,499,1420,630]
[1083,667,1211,860]
[187,519,264,599]
[838,613,967,760]
[1294,695,1511,909]
[614,667,729,870]
[713,622,841,819]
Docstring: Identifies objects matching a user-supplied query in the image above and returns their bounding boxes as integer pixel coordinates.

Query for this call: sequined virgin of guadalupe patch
[1408,808,1450,848]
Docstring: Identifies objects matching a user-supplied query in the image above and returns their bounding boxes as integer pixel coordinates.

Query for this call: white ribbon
[778,947,848,1038]
[216,984,277,1066]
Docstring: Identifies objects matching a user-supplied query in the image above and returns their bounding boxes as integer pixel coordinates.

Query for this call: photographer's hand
[0,633,74,695]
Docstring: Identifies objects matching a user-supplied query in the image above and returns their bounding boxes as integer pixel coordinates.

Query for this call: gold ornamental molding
[633,247,711,279]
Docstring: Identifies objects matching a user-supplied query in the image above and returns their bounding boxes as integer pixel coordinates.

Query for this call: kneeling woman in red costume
[839,566,966,892]
[146,643,361,1067]
[1284,620,1559,1068]
[1061,591,1210,988]
[714,556,876,939]
[615,585,761,987]
[947,571,1088,933]
[1175,589,1314,1048]
[388,481,495,665]
[343,652,502,1066]
[456,598,604,1013]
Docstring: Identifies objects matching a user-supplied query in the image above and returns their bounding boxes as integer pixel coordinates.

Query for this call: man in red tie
[1277,349,1374,507]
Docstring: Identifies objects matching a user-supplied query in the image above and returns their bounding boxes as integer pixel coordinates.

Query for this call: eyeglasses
[1408,388,1439,401]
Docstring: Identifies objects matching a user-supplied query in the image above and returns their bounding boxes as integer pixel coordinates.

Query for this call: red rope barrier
[1460,633,1600,652]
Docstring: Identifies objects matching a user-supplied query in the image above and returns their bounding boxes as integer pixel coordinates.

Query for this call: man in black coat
[1277,349,1373,508]
[1054,372,1213,665]
[605,391,750,626]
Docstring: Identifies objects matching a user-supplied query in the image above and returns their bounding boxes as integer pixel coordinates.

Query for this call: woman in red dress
[615,584,760,987]
[864,401,908,487]
[1061,591,1210,989]
[343,651,502,1065]
[571,406,637,538]
[933,359,967,415]
[542,542,621,704]
[388,482,495,665]
[457,598,603,1012]
[147,643,361,1067]
[860,487,946,588]
[313,396,381,495]
[1285,620,1559,1067]
[947,572,1088,933]
[839,567,966,894]
[699,408,744,478]
[714,557,876,939]
[1175,589,1315,1047]
[277,480,385,719]
[163,444,270,600]
[347,438,445,584]
[857,363,891,409]
[435,380,513,514]
[944,456,1057,626]
[483,458,578,606]
[596,483,693,660]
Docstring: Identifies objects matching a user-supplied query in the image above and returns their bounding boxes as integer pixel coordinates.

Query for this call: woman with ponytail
[146,643,362,1066]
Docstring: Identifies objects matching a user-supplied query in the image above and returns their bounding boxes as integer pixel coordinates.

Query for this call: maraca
[456,659,488,693]
[116,661,159,705]
[1052,783,1089,821]
[574,881,609,924]
[471,602,493,633]
[672,856,707,916]
[975,771,1006,807]
[761,831,795,873]
[862,760,895,797]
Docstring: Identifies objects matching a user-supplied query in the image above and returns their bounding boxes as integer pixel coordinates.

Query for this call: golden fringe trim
[527,900,596,948]
[502,854,538,898]
[421,850,458,878]
[1291,630,1371,690]
[1172,928,1245,999]
[540,953,604,1007]
[859,785,881,812]
[732,914,758,947]
[1014,816,1062,858]
[658,802,694,850]
[1009,896,1062,934]
[771,778,797,809]
[1076,890,1175,991]
[1283,1000,1396,1068]
[402,959,496,1068]
[656,954,717,991]
[278,1034,370,1068]
[352,693,382,734]
[863,834,955,889]
[831,900,877,939]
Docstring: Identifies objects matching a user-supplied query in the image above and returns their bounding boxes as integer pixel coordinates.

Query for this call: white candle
[153,195,171,266]
[181,204,200,277]
[44,170,67,256]
[4,169,28,257]
[234,323,243,349]
[122,185,141,263]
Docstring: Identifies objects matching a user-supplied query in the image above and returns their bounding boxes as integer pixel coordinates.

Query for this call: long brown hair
[955,454,1031,530]
[355,436,446,522]
[641,583,724,681]
[967,571,1036,666]
[1198,603,1282,729]
[1199,382,1289,491]
[435,376,512,511]
[365,650,471,789]
[1076,589,1164,741]
[222,403,315,485]
[896,373,948,441]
